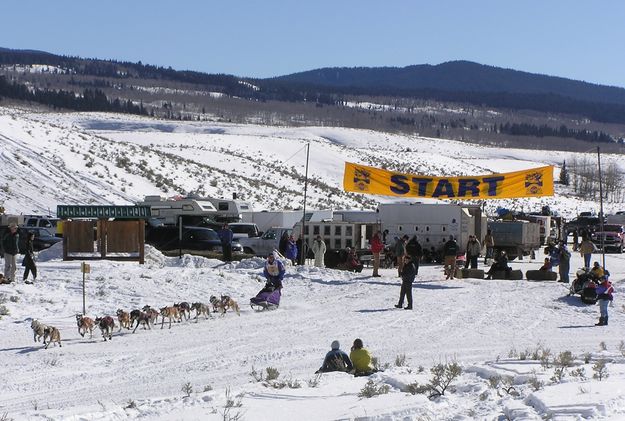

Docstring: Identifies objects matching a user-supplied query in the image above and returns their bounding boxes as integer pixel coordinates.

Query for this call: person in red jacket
[370,231,384,277]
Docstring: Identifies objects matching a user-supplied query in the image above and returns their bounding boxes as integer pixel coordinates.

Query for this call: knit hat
[331,340,340,350]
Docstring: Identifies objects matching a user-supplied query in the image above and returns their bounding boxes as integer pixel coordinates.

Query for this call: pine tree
[559,160,570,186]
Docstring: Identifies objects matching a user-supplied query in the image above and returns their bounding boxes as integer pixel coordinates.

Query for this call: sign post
[81,262,91,315]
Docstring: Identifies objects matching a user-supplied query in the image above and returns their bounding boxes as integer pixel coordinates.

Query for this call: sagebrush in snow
[358,380,390,398]
[407,362,462,399]
[592,360,609,381]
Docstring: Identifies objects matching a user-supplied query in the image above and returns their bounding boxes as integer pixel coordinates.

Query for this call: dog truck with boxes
[376,202,487,262]
[487,220,541,260]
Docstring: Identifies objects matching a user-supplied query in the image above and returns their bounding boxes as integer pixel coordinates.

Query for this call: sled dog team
[31,295,240,348]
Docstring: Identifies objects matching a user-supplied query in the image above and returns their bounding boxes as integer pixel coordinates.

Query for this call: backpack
[328,355,346,371]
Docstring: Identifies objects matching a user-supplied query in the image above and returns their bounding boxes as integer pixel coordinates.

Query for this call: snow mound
[36,242,63,262]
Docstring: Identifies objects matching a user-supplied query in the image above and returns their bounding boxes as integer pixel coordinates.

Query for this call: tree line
[0,76,148,115]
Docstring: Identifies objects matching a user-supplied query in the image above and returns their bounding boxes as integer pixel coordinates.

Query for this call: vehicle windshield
[230,225,255,234]
[189,229,219,241]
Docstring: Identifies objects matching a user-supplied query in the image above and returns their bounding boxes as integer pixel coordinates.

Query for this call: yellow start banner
[343,162,554,200]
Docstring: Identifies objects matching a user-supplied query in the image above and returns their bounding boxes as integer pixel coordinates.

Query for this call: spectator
[483,229,495,264]
[485,250,511,279]
[316,340,353,373]
[311,235,327,268]
[285,235,298,265]
[2,223,19,283]
[539,257,552,271]
[464,235,481,269]
[395,255,416,310]
[558,242,571,283]
[394,235,408,277]
[595,274,614,326]
[350,338,376,376]
[217,224,234,262]
[23,232,37,284]
[579,237,597,269]
[443,235,459,280]
[405,235,422,272]
[370,231,384,277]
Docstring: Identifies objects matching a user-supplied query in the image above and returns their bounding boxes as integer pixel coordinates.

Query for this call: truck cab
[238,227,292,256]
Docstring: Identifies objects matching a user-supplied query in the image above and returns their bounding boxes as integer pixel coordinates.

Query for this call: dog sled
[250,287,281,311]
[569,268,598,304]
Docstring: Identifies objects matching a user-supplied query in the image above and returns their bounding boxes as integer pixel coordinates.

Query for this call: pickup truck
[564,216,603,236]
[238,227,292,256]
[591,224,625,253]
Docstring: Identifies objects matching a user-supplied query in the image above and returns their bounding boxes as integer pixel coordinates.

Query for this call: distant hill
[1,48,625,128]
[274,61,625,106]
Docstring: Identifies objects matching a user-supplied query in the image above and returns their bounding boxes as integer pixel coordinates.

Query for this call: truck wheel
[243,247,255,255]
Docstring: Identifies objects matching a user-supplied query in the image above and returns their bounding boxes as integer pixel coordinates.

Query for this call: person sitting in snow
[350,338,377,376]
[485,250,511,279]
[316,340,353,373]
[539,257,552,271]
[262,253,285,292]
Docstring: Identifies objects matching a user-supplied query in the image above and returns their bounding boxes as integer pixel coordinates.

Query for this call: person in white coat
[311,235,327,267]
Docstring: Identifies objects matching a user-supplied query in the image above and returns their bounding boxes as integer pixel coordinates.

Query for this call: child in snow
[595,274,614,326]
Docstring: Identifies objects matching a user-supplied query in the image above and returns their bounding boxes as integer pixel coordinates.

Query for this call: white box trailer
[242,210,304,233]
[292,211,379,252]
[138,196,219,225]
[377,203,486,259]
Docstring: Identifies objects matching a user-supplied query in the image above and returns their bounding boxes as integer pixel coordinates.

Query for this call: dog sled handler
[250,253,285,310]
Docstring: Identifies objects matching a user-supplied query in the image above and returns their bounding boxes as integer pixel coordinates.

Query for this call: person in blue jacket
[316,340,353,373]
[263,253,285,291]
[218,224,234,262]
[285,235,298,265]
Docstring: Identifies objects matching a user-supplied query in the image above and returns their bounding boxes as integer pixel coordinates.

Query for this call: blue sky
[3,1,625,87]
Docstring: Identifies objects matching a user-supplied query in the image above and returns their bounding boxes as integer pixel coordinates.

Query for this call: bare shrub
[181,382,193,397]
[358,379,390,398]
[407,362,462,399]
[395,353,407,367]
[265,367,280,381]
[592,360,609,381]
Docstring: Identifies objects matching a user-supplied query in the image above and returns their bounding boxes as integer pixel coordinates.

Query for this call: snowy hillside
[1,106,624,218]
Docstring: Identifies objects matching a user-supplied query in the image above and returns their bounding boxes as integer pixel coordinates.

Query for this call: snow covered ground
[0,244,624,420]
[1,106,625,419]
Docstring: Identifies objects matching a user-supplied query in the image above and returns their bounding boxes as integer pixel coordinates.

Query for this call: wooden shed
[57,205,151,264]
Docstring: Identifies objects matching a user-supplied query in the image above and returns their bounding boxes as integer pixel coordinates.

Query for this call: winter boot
[604,316,608,326]
[595,317,605,326]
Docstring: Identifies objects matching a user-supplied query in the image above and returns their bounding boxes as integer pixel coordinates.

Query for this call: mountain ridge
[274,60,625,106]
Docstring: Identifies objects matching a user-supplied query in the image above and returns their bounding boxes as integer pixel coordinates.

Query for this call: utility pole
[597,147,606,270]
[300,142,311,265]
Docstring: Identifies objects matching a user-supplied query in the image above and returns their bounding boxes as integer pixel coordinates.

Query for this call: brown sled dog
[76,314,95,339]
[160,306,181,329]
[43,326,62,349]
[116,309,131,331]
[95,316,115,341]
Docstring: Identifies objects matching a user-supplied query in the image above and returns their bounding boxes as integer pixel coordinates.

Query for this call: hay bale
[525,270,558,281]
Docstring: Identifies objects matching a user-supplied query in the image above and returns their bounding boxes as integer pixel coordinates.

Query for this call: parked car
[18,227,62,252]
[591,224,625,253]
[145,226,242,252]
